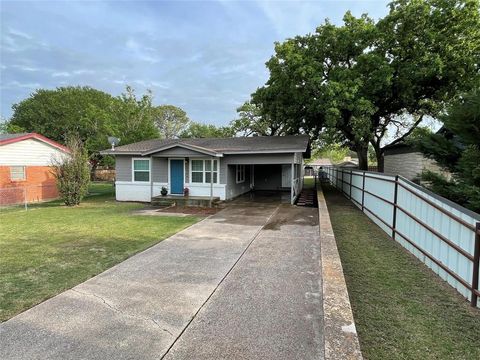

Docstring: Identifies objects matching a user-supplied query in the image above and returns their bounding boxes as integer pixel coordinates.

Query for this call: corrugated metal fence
[322,166,480,308]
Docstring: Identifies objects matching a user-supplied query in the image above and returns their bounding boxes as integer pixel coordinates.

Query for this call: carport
[223,153,304,204]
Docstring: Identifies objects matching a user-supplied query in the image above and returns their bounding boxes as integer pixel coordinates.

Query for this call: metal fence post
[392,175,399,240]
[471,222,480,307]
[349,170,353,200]
[341,169,344,194]
[361,171,366,211]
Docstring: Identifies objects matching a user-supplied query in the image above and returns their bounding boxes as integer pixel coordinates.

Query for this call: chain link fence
[0,184,59,210]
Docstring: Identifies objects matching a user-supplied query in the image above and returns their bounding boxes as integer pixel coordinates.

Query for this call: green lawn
[323,184,480,360]
[0,183,200,322]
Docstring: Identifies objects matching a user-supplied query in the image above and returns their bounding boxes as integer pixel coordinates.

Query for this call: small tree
[52,136,90,206]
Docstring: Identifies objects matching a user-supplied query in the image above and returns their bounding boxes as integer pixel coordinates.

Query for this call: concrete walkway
[0,195,323,360]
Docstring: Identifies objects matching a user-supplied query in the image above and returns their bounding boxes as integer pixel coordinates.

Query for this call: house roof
[337,160,359,167]
[0,132,70,153]
[309,158,332,166]
[101,135,310,157]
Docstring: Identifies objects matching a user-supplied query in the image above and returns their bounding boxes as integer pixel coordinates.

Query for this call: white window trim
[189,158,219,185]
[236,165,245,184]
[132,158,151,183]
[10,166,26,181]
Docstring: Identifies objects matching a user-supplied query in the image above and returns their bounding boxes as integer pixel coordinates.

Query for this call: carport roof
[101,135,310,157]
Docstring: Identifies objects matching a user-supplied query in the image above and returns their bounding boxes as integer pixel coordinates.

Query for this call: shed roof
[0,132,70,153]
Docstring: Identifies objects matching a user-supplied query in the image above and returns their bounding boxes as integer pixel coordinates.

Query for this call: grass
[0,183,200,322]
[323,184,480,360]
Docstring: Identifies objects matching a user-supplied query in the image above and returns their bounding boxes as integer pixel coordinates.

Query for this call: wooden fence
[322,166,480,308]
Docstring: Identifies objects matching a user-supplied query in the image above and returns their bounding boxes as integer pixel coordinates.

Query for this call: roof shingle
[104,135,310,155]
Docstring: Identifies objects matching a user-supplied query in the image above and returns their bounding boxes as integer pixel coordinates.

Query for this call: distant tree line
[1,85,243,170]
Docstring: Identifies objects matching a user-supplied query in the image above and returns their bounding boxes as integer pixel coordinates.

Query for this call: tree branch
[384,114,424,148]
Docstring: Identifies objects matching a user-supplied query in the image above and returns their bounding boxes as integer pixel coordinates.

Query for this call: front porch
[151,194,221,207]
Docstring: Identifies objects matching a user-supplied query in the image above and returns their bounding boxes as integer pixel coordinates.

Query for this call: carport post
[150,156,153,201]
[210,158,214,207]
[291,162,295,204]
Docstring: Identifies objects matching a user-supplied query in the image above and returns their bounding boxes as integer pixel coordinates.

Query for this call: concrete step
[151,196,221,208]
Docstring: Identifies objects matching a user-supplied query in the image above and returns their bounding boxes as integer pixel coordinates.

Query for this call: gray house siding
[152,147,209,157]
[222,153,294,165]
[384,151,445,181]
[220,153,294,184]
[226,164,251,199]
[153,158,168,183]
[115,155,132,181]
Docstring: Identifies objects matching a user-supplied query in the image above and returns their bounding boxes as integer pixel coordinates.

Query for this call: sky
[0,0,391,125]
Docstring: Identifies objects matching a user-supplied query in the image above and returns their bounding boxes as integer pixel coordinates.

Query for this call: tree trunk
[356,145,368,170]
[371,142,384,173]
[376,150,385,173]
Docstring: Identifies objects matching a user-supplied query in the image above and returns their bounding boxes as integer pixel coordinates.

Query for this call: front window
[191,159,218,184]
[10,166,26,181]
[133,159,150,182]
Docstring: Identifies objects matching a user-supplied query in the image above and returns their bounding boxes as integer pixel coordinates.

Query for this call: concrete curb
[317,185,363,360]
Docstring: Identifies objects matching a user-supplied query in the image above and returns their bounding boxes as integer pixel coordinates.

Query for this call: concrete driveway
[0,194,323,360]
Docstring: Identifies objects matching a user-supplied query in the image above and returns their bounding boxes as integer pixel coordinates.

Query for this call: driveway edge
[317,185,363,360]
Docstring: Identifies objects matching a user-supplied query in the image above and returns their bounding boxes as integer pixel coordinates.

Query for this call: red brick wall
[0,166,59,205]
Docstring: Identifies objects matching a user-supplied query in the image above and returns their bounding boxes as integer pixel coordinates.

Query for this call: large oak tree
[252,0,480,170]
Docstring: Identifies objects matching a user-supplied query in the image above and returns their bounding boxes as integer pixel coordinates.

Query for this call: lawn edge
[318,184,363,360]
[0,212,203,323]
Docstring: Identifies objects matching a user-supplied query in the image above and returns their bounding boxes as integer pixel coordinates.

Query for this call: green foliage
[52,137,90,206]
[0,121,25,134]
[251,0,480,169]
[310,143,350,164]
[110,86,159,146]
[10,86,118,152]
[231,100,290,136]
[416,90,480,212]
[8,86,159,167]
[153,104,190,139]
[180,122,234,138]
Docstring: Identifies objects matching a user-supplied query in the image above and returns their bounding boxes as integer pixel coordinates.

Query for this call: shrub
[52,136,90,206]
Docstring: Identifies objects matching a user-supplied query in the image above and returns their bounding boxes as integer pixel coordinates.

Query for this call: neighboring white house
[0,133,70,205]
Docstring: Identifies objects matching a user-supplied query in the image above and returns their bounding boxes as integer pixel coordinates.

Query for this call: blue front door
[170,160,184,194]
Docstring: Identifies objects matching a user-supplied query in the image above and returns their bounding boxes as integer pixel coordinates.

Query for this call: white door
[282,164,291,187]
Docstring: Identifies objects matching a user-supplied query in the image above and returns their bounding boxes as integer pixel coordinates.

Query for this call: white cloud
[12,64,41,72]
[0,80,41,90]
[125,37,160,64]
[52,71,71,78]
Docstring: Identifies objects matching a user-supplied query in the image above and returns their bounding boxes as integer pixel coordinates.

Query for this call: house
[304,158,332,176]
[337,156,359,168]
[383,142,448,181]
[0,133,70,205]
[101,135,310,204]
